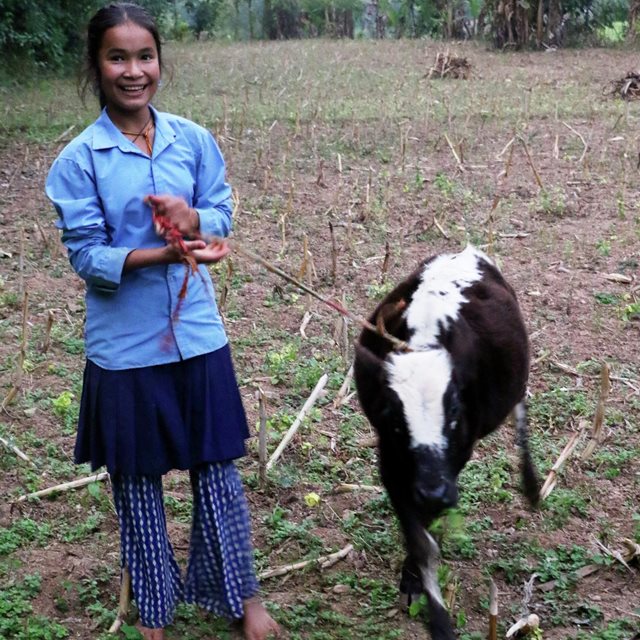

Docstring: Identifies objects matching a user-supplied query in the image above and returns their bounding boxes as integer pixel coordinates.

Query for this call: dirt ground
[1,40,639,639]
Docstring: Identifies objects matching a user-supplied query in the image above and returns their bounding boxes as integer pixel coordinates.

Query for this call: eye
[141,53,155,61]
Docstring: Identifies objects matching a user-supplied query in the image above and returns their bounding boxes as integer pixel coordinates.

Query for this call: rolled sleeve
[194,131,233,239]
[46,157,130,292]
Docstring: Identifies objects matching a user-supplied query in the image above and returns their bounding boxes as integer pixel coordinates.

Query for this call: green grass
[1,38,639,639]
[0,574,69,640]
[0,519,53,555]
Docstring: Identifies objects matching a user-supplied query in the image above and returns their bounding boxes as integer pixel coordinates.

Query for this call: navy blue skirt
[75,345,250,476]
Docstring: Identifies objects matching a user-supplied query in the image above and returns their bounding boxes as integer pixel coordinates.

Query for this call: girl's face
[97,21,160,120]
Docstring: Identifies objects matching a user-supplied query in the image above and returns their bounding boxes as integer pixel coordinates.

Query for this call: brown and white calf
[354,245,540,640]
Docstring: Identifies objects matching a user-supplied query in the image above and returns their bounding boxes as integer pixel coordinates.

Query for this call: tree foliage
[185,0,225,38]
[0,0,172,74]
[0,0,99,72]
[0,0,635,76]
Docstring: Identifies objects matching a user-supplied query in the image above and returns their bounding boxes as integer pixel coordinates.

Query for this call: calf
[354,245,540,640]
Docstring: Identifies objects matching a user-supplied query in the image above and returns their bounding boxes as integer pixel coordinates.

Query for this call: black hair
[80,2,163,109]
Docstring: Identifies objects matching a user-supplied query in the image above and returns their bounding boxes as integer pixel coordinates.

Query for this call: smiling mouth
[120,85,147,93]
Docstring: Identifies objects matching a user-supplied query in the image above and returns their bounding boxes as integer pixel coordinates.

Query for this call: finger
[208,239,230,252]
[183,240,207,251]
[208,243,231,260]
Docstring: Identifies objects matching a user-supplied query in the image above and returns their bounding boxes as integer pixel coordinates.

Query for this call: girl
[45,3,280,639]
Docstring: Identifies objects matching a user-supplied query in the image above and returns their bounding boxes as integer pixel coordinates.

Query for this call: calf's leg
[403,521,456,640]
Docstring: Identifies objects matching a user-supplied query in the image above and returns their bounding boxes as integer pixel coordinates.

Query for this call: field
[1,39,640,639]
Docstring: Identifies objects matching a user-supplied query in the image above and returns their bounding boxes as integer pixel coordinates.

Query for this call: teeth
[122,86,144,91]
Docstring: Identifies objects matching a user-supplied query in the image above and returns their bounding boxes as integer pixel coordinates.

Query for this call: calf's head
[354,343,468,524]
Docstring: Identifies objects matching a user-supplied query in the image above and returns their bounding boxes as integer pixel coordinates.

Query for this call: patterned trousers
[111,461,259,628]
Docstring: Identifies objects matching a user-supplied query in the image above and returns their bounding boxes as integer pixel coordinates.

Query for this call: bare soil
[0,41,639,640]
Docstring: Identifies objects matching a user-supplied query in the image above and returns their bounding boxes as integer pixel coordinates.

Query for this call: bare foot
[135,623,165,640]
[242,597,281,640]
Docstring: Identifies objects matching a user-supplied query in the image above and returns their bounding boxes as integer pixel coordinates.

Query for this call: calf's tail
[514,401,541,508]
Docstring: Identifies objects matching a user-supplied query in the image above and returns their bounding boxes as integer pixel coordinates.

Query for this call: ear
[353,343,387,408]
[376,298,408,337]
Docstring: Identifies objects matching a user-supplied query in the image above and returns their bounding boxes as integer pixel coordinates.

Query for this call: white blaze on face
[385,349,452,449]
[405,245,487,350]
[383,246,490,449]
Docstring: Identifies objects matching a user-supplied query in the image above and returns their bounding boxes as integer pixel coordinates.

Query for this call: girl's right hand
[184,239,231,264]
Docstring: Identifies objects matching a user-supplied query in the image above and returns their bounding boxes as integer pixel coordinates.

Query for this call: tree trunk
[233,0,240,40]
[263,0,277,39]
[536,0,543,46]
[489,0,531,49]
[546,0,563,45]
[629,0,640,41]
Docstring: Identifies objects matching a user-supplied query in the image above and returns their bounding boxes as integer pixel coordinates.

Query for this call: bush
[0,0,171,77]
[0,1,98,74]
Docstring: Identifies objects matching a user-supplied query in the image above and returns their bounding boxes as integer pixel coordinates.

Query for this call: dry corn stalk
[333,483,383,494]
[488,579,498,640]
[540,427,584,499]
[266,373,328,471]
[258,544,353,580]
[506,613,541,638]
[107,567,132,634]
[15,472,109,502]
[581,362,611,460]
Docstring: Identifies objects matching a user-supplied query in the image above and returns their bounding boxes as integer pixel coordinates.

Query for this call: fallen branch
[593,537,632,572]
[517,135,544,190]
[444,132,465,172]
[15,472,109,502]
[433,216,449,239]
[266,374,328,471]
[54,124,76,143]
[549,360,638,391]
[540,428,584,500]
[603,272,633,284]
[496,136,516,160]
[107,567,131,634]
[0,434,32,464]
[332,483,383,495]
[258,543,353,580]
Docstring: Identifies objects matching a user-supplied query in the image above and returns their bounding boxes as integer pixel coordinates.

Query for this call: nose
[124,60,143,77]
[414,482,458,513]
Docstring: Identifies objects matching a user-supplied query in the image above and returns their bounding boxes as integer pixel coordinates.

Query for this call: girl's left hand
[145,194,199,237]
[185,239,231,264]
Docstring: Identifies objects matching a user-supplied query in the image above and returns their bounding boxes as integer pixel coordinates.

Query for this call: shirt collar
[92,105,176,156]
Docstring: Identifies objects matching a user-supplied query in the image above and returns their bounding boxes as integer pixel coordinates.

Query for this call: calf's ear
[353,343,387,397]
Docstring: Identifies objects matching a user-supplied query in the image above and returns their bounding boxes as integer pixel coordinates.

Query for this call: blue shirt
[46,107,232,370]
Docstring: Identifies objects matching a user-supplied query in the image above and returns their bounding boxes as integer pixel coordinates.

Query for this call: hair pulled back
[82,2,163,109]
